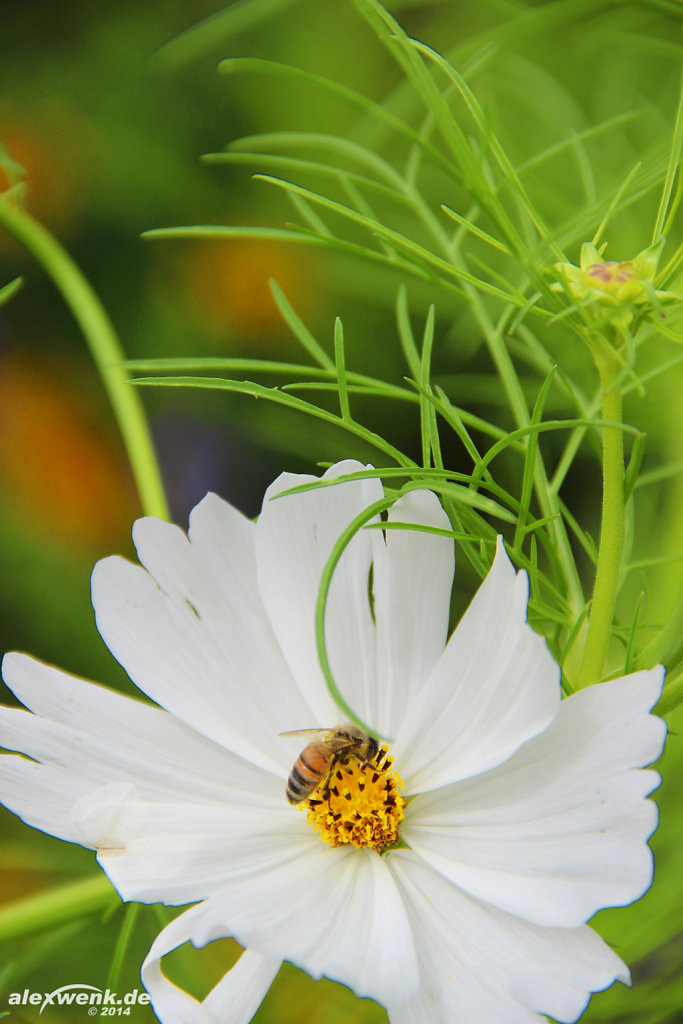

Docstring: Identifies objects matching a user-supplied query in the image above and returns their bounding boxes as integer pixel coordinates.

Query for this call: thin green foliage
[227,130,407,190]
[512,368,556,552]
[591,161,644,249]
[623,592,647,673]
[440,205,512,255]
[130,374,418,468]
[408,35,557,263]
[333,318,351,421]
[150,11,678,686]
[274,469,517,523]
[218,58,459,180]
[144,223,459,295]
[558,603,592,686]
[251,173,540,308]
[558,498,598,565]
[623,434,647,505]
[635,457,683,489]
[143,0,683,713]
[204,148,410,207]
[471,416,641,488]
[651,75,683,245]
[418,305,438,468]
[269,280,335,370]
[395,284,422,381]
[0,277,22,307]
[287,188,332,237]
[153,0,302,70]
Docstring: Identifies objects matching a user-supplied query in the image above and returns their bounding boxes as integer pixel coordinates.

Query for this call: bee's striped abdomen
[285,747,329,804]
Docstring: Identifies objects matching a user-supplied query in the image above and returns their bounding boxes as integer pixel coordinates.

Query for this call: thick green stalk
[0,875,117,942]
[578,361,625,686]
[0,200,169,521]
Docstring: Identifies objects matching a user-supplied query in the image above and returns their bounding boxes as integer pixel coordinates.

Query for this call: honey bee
[281,724,379,805]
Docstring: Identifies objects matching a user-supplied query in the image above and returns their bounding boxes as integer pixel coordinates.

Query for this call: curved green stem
[0,199,169,520]
[316,494,396,736]
[578,360,625,686]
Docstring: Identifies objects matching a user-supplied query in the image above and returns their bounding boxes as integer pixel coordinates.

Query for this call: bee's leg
[319,783,334,814]
[360,750,378,769]
[375,748,389,771]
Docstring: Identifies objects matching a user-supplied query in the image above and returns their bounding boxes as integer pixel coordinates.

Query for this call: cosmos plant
[1,1,683,1023]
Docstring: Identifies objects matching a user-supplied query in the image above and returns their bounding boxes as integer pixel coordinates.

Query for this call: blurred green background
[1,1,683,1022]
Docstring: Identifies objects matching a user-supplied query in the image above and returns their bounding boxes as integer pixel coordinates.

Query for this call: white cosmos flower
[0,459,666,1024]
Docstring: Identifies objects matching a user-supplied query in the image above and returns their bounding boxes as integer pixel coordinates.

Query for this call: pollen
[302,745,405,852]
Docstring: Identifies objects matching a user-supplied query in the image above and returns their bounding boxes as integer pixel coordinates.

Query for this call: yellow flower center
[302,744,405,852]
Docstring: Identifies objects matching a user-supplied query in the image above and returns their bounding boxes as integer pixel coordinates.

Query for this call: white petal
[0,755,93,844]
[141,902,281,1024]
[191,844,419,1008]
[203,949,280,1024]
[91,494,313,776]
[404,668,666,927]
[0,747,307,903]
[388,851,628,1024]
[255,461,384,727]
[394,536,560,793]
[72,788,315,904]
[371,490,454,737]
[1,654,281,806]
[0,655,298,882]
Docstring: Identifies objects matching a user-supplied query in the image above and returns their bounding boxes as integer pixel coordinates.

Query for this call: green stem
[106,902,140,991]
[578,360,625,686]
[0,199,169,520]
[0,875,118,942]
[655,668,683,717]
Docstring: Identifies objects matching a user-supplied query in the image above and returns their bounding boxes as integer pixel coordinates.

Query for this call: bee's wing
[278,727,335,739]
[279,729,359,755]
[322,735,361,754]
